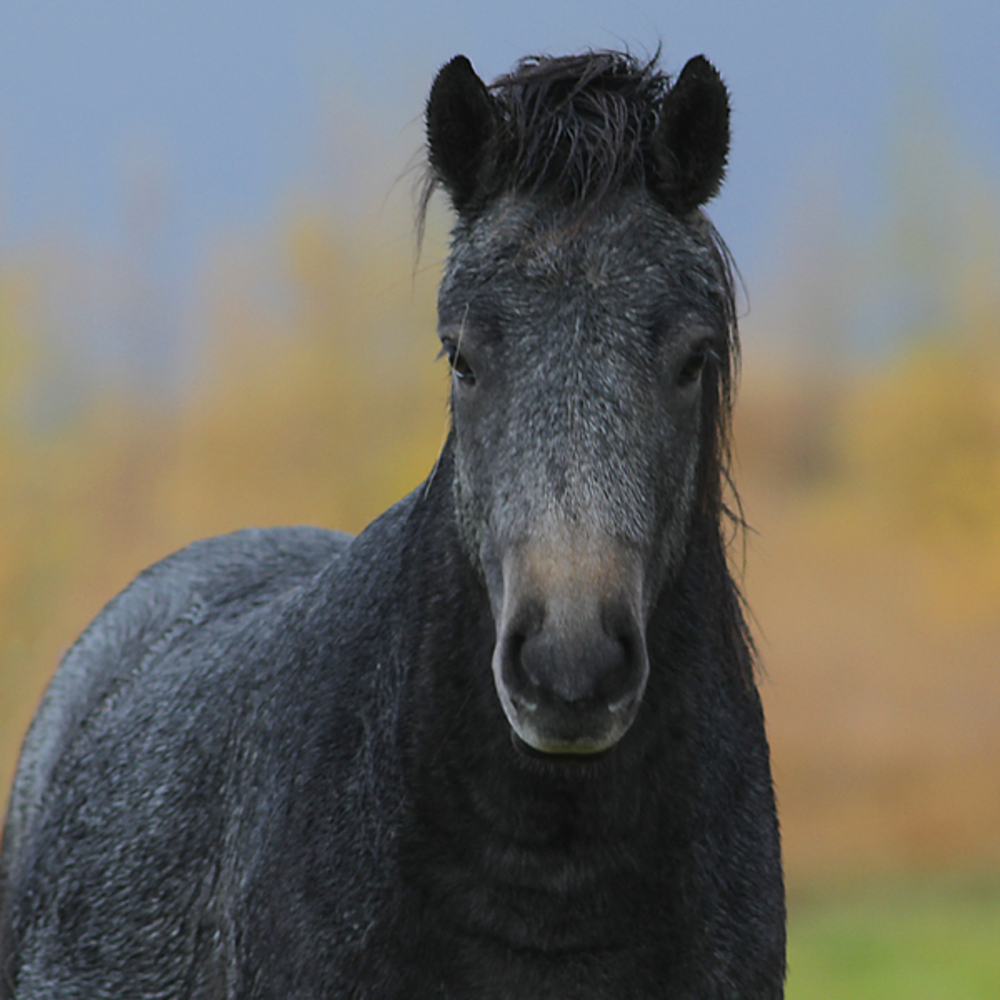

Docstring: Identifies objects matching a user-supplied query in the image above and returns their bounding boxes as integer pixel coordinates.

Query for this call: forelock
[486,50,669,209]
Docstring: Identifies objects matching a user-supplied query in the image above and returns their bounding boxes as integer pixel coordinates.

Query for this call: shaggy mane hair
[487,50,670,207]
[419,50,674,222]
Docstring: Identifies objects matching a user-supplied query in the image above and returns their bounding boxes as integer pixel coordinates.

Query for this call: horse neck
[399,447,735,860]
[390,466,753,960]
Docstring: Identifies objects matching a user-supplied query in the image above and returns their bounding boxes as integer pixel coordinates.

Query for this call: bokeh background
[2,2,998,994]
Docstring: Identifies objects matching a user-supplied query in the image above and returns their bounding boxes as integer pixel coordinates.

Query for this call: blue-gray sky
[1,0,997,344]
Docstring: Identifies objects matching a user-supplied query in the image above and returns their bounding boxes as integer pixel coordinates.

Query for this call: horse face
[439,192,730,755]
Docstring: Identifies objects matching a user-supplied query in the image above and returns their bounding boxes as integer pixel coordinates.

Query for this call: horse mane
[418,50,670,224]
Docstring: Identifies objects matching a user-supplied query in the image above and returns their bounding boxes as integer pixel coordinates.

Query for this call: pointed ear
[650,56,730,214]
[426,55,498,212]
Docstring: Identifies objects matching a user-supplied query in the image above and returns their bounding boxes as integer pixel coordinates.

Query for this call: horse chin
[510,731,615,763]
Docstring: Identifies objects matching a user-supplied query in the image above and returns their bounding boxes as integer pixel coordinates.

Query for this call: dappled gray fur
[1,48,783,999]
[441,192,732,585]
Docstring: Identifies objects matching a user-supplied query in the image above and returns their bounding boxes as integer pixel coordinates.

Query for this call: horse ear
[651,56,730,214]
[426,55,498,212]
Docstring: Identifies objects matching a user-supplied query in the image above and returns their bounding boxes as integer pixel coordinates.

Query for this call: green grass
[786,875,1000,1000]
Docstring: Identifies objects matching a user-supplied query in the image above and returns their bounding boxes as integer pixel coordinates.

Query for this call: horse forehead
[443,243,672,340]
[519,233,657,289]
[445,193,700,291]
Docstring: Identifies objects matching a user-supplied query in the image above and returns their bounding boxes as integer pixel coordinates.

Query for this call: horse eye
[677,348,708,386]
[452,352,475,383]
[441,341,476,385]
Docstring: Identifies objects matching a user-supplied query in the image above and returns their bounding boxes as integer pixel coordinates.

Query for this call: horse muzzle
[490,538,650,755]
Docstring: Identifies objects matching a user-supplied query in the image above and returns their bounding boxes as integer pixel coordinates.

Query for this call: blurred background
[1,1,998,994]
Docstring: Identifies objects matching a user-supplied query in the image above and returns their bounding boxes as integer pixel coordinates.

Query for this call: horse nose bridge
[511,349,640,447]
[500,532,644,617]
[501,395,657,538]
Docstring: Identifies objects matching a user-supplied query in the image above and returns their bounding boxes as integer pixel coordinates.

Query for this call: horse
[0,50,786,998]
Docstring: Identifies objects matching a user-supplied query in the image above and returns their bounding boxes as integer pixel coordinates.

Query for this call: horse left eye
[677,348,708,386]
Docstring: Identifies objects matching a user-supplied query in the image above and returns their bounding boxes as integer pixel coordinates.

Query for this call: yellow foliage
[839,342,1000,542]
[167,215,448,537]
[827,339,1000,620]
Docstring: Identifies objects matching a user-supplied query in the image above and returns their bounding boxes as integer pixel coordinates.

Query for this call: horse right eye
[443,343,476,385]
[454,353,475,382]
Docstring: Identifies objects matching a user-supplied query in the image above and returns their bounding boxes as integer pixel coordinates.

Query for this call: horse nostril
[590,631,637,704]
[498,603,545,709]
[493,591,649,753]
[501,631,536,711]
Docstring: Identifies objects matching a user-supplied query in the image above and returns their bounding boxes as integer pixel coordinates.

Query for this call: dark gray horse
[0,50,785,998]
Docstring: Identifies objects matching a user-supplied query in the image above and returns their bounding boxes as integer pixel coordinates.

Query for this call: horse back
[0,526,350,996]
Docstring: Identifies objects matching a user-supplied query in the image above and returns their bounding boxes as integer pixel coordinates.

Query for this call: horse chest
[386,821,699,998]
